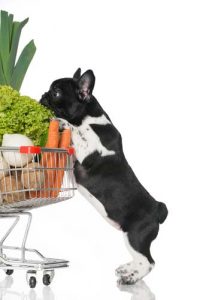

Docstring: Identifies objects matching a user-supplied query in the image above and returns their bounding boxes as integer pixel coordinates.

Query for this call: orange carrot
[41,119,60,166]
[41,119,60,198]
[59,129,71,149]
[30,119,60,199]
[51,129,71,198]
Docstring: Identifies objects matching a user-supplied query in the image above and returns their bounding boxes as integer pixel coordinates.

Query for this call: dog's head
[40,68,95,125]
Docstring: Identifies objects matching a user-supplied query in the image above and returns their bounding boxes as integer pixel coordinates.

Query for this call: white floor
[0,1,200,298]
[0,193,199,300]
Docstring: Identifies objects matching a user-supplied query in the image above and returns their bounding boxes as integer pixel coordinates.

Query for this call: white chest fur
[59,115,115,163]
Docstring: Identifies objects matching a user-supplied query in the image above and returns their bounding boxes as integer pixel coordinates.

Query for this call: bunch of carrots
[30,119,71,199]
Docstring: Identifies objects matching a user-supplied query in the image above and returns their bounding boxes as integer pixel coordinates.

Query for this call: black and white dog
[40,69,168,285]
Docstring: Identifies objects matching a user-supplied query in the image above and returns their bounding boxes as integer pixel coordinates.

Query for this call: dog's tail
[157,202,168,224]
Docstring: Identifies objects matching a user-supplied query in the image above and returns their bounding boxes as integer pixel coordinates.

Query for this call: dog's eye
[53,88,62,98]
[55,90,61,97]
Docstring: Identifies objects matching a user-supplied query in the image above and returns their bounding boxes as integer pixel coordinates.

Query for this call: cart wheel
[5,269,14,275]
[29,276,37,288]
[43,274,51,286]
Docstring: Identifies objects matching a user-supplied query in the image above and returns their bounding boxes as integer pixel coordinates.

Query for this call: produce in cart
[0,10,57,202]
[39,119,60,198]
[0,86,54,147]
[21,162,45,189]
[0,122,73,203]
[0,175,25,203]
[51,128,71,198]
[0,10,74,202]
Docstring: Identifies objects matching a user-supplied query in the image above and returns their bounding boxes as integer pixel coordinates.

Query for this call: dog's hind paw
[115,265,129,276]
[115,261,154,284]
[115,262,136,277]
[118,273,137,285]
[116,262,139,284]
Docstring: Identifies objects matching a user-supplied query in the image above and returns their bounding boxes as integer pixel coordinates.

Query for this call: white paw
[115,261,153,284]
[116,262,140,284]
[57,118,71,130]
[116,262,135,276]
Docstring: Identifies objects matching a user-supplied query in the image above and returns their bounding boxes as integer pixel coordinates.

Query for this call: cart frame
[0,146,76,288]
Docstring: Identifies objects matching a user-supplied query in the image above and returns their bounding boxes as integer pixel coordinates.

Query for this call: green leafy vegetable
[0,86,54,146]
[0,10,36,91]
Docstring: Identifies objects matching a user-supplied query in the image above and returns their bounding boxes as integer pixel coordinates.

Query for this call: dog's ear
[73,68,81,80]
[77,70,95,102]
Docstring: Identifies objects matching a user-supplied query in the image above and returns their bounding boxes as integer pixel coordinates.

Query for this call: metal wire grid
[0,147,76,212]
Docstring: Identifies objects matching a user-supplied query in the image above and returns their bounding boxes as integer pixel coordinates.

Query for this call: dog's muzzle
[40,92,51,108]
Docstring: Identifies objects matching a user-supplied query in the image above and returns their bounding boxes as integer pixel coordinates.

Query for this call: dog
[40,68,168,285]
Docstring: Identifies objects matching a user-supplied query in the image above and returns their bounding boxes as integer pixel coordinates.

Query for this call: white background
[0,0,200,299]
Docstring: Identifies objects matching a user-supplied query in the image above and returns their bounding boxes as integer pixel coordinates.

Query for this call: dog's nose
[40,92,50,106]
[41,92,49,99]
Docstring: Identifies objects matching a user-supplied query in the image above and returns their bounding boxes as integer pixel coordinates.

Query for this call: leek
[0,10,36,91]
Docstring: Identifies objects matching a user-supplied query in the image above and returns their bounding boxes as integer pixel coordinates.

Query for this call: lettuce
[0,85,54,146]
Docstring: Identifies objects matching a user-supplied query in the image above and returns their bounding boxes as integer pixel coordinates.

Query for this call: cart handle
[20,146,75,155]
[20,146,41,154]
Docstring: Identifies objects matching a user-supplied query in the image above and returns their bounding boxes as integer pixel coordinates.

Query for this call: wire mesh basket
[0,146,76,212]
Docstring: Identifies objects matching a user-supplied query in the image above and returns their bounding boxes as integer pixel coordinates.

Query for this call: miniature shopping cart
[0,146,76,288]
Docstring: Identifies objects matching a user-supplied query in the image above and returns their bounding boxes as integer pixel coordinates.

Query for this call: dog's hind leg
[116,219,159,284]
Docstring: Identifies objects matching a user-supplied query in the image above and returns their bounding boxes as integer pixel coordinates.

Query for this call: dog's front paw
[57,118,71,130]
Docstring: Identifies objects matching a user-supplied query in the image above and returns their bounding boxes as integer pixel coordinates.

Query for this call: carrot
[59,128,71,149]
[29,119,60,199]
[41,119,60,166]
[51,129,71,198]
[41,119,60,198]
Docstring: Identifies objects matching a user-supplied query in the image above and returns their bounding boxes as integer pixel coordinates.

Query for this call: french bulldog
[40,68,168,284]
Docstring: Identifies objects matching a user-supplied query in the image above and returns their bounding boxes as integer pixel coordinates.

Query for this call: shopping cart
[0,146,76,288]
